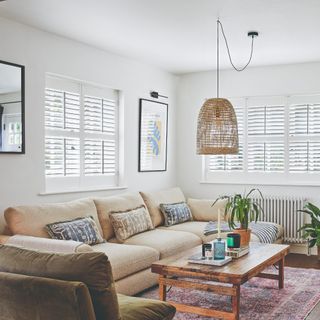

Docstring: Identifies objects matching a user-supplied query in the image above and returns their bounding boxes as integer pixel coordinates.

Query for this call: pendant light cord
[218,20,255,72]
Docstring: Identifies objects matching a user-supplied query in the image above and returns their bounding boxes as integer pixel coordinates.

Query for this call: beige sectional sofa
[0,187,284,296]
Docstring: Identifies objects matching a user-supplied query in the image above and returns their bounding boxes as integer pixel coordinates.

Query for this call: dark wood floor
[285,253,320,320]
[285,253,320,269]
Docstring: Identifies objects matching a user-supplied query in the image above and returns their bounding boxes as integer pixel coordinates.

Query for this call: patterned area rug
[138,267,320,320]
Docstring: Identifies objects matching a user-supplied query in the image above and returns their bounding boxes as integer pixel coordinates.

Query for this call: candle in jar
[217,208,221,238]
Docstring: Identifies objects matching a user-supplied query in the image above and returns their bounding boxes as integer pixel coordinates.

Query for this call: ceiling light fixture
[197,19,258,155]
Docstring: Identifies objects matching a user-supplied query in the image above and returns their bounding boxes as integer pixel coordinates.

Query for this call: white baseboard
[288,243,317,255]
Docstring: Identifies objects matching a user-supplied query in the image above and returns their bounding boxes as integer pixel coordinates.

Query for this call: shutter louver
[84,95,116,134]
[248,142,284,172]
[248,105,284,136]
[84,139,116,175]
[45,89,80,131]
[45,137,80,177]
[289,142,320,172]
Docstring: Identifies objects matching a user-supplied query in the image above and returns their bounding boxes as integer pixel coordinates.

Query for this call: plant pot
[232,228,251,247]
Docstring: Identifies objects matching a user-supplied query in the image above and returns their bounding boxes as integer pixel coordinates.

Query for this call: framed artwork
[139,99,168,172]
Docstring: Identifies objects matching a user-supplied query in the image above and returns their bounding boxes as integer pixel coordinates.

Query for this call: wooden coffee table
[151,243,290,320]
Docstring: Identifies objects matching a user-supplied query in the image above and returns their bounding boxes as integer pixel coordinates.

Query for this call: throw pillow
[160,202,193,226]
[46,216,104,245]
[110,206,154,242]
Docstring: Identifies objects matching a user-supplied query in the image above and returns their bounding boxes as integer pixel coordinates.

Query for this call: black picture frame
[139,98,168,172]
[0,60,25,154]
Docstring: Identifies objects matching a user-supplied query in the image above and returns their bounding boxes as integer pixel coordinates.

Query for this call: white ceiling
[0,0,320,74]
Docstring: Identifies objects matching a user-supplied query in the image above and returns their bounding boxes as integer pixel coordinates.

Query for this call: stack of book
[226,246,249,258]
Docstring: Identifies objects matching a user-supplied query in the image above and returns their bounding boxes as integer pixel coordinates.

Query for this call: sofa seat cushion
[94,192,148,241]
[140,187,186,227]
[159,221,220,243]
[4,198,102,239]
[92,242,159,281]
[124,229,202,258]
[118,294,175,320]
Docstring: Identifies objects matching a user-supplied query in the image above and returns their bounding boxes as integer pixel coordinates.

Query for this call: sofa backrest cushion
[4,198,103,239]
[0,245,120,320]
[187,198,227,221]
[93,192,148,240]
[140,187,186,227]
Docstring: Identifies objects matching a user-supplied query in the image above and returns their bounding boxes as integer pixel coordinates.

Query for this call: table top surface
[152,243,290,282]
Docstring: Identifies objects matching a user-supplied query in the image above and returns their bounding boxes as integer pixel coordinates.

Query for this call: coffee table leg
[278,257,284,289]
[159,275,166,301]
[232,284,240,320]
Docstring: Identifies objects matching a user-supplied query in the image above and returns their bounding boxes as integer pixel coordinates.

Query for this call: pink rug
[138,267,320,320]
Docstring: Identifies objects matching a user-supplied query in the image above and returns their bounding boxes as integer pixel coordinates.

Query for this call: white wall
[0,17,177,230]
[177,62,320,204]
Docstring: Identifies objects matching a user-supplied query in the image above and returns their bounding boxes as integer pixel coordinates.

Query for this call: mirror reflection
[0,61,24,153]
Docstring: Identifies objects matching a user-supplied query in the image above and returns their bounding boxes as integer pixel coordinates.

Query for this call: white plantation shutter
[45,137,80,177]
[207,99,244,172]
[44,75,119,192]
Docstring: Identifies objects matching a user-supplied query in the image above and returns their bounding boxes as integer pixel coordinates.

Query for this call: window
[204,95,320,185]
[45,75,120,192]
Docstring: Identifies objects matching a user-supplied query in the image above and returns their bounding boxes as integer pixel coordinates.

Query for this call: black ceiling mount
[248,31,259,38]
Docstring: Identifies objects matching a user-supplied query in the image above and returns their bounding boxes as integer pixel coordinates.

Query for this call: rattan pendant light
[197,20,258,155]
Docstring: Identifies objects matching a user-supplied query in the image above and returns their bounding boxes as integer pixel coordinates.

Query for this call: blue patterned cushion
[160,202,193,226]
[46,216,104,245]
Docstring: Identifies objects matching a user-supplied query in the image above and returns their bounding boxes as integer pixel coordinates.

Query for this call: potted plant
[214,189,263,247]
[298,202,320,261]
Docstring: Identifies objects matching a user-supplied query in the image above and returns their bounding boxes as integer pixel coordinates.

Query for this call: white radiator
[253,197,306,244]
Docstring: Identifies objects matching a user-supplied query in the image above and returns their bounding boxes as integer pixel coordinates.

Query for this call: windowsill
[200,180,320,187]
[39,185,128,196]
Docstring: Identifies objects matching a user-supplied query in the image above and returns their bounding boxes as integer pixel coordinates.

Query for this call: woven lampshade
[197,98,239,155]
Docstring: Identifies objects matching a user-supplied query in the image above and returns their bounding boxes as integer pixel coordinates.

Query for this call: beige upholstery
[115,268,158,296]
[0,235,10,245]
[4,199,102,239]
[159,221,217,243]
[187,198,227,221]
[94,193,148,240]
[92,242,159,281]
[140,187,186,227]
[124,229,201,258]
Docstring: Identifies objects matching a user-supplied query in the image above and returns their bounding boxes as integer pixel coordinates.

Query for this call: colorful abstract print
[46,216,104,245]
[147,120,161,156]
[160,202,193,226]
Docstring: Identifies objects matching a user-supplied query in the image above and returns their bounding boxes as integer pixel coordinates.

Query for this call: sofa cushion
[4,198,102,239]
[46,216,105,245]
[92,242,159,281]
[187,198,227,221]
[159,221,217,243]
[118,294,175,320]
[140,187,186,227]
[160,202,193,226]
[6,235,94,253]
[124,229,201,258]
[94,192,148,240]
[0,245,120,320]
[110,206,154,242]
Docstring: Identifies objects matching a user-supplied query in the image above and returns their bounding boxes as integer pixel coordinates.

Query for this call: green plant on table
[213,188,264,230]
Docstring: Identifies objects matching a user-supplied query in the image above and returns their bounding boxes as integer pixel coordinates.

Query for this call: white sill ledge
[39,185,128,196]
[200,181,320,187]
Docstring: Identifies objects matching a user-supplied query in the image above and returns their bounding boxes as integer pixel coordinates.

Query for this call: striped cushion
[160,202,192,226]
[110,206,154,242]
[46,216,105,245]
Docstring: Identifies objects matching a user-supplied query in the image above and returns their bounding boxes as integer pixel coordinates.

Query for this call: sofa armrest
[5,235,93,253]
[0,235,10,245]
[0,271,96,320]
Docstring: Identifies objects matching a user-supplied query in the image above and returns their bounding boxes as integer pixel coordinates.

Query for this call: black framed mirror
[0,60,25,153]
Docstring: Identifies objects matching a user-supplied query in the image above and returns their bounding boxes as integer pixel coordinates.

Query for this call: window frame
[44,74,122,193]
[203,94,320,186]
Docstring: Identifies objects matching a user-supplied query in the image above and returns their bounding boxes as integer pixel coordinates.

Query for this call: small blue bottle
[213,238,226,260]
